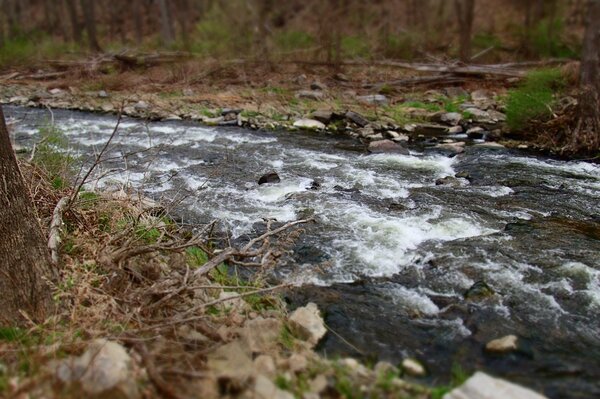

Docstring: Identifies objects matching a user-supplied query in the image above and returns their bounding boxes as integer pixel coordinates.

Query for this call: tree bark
[454,0,475,62]
[580,0,600,91]
[80,0,102,52]
[157,0,175,46]
[64,0,83,44]
[0,105,55,327]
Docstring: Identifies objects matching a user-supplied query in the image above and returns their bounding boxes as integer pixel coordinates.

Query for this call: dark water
[6,106,600,398]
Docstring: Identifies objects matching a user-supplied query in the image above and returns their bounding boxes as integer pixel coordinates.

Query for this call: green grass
[32,124,77,187]
[506,68,565,130]
[186,246,209,267]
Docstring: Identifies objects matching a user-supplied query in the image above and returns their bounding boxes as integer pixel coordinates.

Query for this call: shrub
[506,68,565,130]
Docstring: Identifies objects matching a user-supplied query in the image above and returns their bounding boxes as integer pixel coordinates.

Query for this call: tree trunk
[157,0,175,46]
[0,105,55,327]
[64,0,82,44]
[80,0,102,52]
[580,0,600,91]
[454,0,475,62]
[133,0,144,45]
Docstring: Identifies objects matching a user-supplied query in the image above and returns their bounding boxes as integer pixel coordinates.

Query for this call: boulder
[402,358,426,377]
[345,111,369,127]
[368,139,409,155]
[288,303,327,347]
[357,94,389,106]
[296,90,324,100]
[464,281,495,301]
[412,123,449,137]
[258,172,281,185]
[447,125,464,134]
[435,176,465,187]
[434,142,465,155]
[440,112,463,126]
[471,89,492,101]
[293,118,326,130]
[207,341,254,386]
[56,339,139,399]
[311,110,334,124]
[443,371,547,399]
[463,108,492,123]
[486,335,518,353]
[240,317,282,354]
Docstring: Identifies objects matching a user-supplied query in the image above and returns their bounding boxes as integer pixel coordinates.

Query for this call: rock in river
[293,118,326,130]
[258,172,281,185]
[486,335,518,353]
[464,280,495,301]
[368,139,409,155]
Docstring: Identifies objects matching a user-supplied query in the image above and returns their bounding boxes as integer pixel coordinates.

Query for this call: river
[6,106,600,398]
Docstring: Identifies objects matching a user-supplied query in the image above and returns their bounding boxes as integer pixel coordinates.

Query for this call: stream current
[6,106,600,398]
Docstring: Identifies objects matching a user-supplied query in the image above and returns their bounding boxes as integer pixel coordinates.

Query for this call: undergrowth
[505,68,566,130]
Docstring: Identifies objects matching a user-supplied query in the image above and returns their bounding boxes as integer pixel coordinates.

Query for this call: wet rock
[258,172,281,185]
[310,81,327,91]
[467,126,486,139]
[358,94,389,106]
[288,302,327,347]
[434,142,465,155]
[443,371,548,399]
[368,139,409,155]
[56,339,139,399]
[296,90,324,100]
[402,358,426,377]
[309,179,322,190]
[293,118,326,130]
[474,142,506,149]
[486,335,518,353]
[440,112,463,126]
[436,176,464,187]
[464,281,495,301]
[345,111,369,127]
[455,171,471,180]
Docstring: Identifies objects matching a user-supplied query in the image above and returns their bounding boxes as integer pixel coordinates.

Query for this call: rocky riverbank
[1,79,537,156]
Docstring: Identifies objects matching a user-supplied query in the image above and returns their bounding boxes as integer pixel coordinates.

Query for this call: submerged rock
[288,302,327,347]
[368,139,409,155]
[464,281,495,301]
[486,335,518,353]
[443,371,547,399]
[258,172,281,185]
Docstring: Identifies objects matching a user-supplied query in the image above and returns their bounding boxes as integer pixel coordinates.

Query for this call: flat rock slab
[443,371,547,399]
[368,139,409,155]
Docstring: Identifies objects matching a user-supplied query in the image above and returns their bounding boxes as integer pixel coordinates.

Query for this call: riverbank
[1,61,551,157]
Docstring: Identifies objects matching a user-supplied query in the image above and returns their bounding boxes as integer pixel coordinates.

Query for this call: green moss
[506,68,565,130]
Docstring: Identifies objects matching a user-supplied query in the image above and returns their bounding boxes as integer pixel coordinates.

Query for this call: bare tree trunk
[157,0,175,46]
[133,0,144,45]
[0,105,55,327]
[80,0,102,51]
[454,0,475,62]
[64,0,82,43]
[580,0,600,90]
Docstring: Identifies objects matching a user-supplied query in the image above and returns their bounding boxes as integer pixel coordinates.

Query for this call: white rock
[474,142,506,149]
[293,119,326,130]
[288,303,327,347]
[447,125,464,134]
[402,358,426,377]
[486,335,518,353]
[56,339,139,399]
[443,371,547,399]
[49,88,63,95]
[253,374,295,399]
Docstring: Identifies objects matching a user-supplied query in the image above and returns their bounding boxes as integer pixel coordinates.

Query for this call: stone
[471,89,492,101]
[474,142,506,149]
[49,88,63,95]
[310,81,327,91]
[240,317,282,354]
[288,354,308,372]
[56,339,139,399]
[463,108,491,122]
[357,94,388,106]
[443,371,548,399]
[98,90,109,98]
[253,374,295,399]
[309,374,328,393]
[221,108,242,116]
[413,123,449,137]
[182,88,194,96]
[334,72,349,82]
[366,133,385,141]
[254,355,276,376]
[293,118,326,130]
[447,125,464,134]
[445,87,469,98]
[467,127,486,139]
[464,281,495,301]
[101,104,115,113]
[486,335,518,353]
[217,291,250,312]
[296,90,324,100]
[311,110,333,124]
[368,140,409,155]
[133,100,149,111]
[203,116,225,125]
[440,112,463,126]
[436,176,465,187]
[487,110,507,123]
[258,172,281,185]
[207,341,254,385]
[288,303,327,347]
[345,111,369,127]
[435,142,465,155]
[402,358,426,377]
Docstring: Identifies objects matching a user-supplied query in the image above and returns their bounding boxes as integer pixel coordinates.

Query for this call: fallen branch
[48,197,69,264]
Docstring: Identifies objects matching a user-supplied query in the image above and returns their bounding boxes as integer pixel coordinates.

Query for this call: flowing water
[6,106,600,398]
